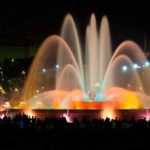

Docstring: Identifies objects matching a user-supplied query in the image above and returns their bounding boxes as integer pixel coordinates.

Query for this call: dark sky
[0,0,150,51]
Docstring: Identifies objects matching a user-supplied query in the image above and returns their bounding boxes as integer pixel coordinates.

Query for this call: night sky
[0,0,150,51]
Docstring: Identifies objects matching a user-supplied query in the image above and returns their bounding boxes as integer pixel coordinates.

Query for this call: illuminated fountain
[21,14,150,110]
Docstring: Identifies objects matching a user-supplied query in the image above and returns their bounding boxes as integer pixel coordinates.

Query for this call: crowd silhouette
[0,113,150,149]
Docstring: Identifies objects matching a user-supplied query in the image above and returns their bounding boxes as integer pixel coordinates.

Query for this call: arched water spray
[105,40,150,95]
[60,14,84,83]
[56,64,82,91]
[22,35,81,100]
[110,40,146,64]
[103,55,144,94]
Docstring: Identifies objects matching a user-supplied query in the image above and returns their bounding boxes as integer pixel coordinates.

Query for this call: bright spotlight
[133,64,140,69]
[145,61,150,67]
[42,68,46,72]
[56,64,59,69]
[0,114,4,119]
[63,113,72,123]
[24,110,35,117]
[140,109,150,121]
[122,65,128,72]
[101,108,117,120]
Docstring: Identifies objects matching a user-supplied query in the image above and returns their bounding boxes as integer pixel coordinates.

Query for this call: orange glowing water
[24,87,144,110]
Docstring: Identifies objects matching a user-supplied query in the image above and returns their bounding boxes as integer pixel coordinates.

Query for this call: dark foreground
[1,109,150,120]
[0,111,150,149]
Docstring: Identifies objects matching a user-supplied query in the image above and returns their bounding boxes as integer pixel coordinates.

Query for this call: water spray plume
[19,14,150,110]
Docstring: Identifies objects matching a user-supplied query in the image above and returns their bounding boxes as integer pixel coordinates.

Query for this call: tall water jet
[85,14,112,94]
[99,16,112,87]
[85,14,99,91]
[59,14,84,83]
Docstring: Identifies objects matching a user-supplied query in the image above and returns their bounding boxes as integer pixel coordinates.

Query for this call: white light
[14,88,19,92]
[62,113,72,123]
[11,58,14,62]
[0,114,4,119]
[133,64,140,69]
[5,102,10,105]
[21,70,26,75]
[42,68,46,72]
[122,65,128,72]
[145,61,150,67]
[56,64,59,69]
[36,90,39,93]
